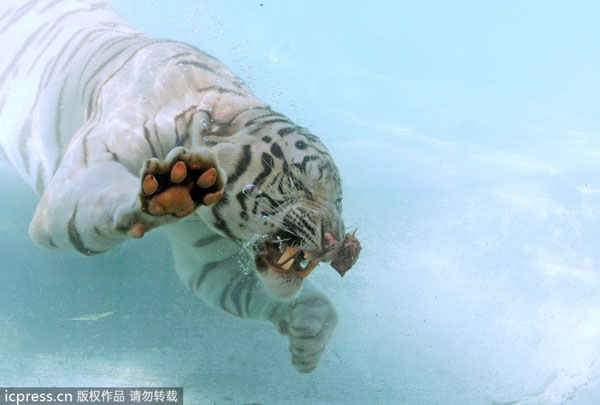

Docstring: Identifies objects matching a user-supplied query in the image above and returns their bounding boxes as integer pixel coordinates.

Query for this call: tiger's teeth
[281,258,294,270]
[296,261,318,279]
[277,247,298,265]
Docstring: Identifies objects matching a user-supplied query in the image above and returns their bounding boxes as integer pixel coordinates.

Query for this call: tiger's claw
[127,223,146,238]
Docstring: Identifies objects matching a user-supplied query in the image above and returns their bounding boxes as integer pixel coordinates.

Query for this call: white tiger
[0,0,351,373]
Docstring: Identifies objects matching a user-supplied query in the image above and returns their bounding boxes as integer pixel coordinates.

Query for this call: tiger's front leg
[30,133,225,255]
[134,146,227,237]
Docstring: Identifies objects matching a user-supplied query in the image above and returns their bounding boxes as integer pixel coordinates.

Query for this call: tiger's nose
[322,232,340,250]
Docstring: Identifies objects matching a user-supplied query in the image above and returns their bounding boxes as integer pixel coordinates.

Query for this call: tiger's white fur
[0,0,346,373]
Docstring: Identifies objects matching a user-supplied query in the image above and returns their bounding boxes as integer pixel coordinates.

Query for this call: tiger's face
[200,107,345,299]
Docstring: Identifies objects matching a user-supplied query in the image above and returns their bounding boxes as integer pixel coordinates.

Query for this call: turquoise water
[2,1,600,403]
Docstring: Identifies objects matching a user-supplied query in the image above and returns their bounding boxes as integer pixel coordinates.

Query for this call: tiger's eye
[295,141,307,149]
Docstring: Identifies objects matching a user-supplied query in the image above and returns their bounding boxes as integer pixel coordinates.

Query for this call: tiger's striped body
[0,0,346,373]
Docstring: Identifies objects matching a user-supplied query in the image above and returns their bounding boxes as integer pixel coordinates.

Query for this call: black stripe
[236,192,248,220]
[194,234,222,248]
[23,52,59,148]
[208,143,249,237]
[165,51,196,61]
[68,206,105,256]
[218,273,235,314]
[79,35,135,81]
[194,258,231,291]
[0,0,37,35]
[227,144,252,185]
[178,59,246,89]
[261,192,283,211]
[143,124,158,158]
[0,145,9,162]
[82,41,136,97]
[47,236,58,248]
[0,22,50,88]
[212,209,238,242]
[229,272,248,316]
[175,130,189,147]
[230,79,245,89]
[296,128,321,143]
[35,163,45,195]
[55,74,69,160]
[79,34,143,87]
[289,222,315,246]
[225,106,272,127]
[86,83,100,119]
[39,0,69,13]
[277,126,297,136]
[0,7,14,26]
[61,28,114,73]
[93,226,104,237]
[269,172,282,187]
[152,118,165,157]
[196,85,247,98]
[292,155,318,174]
[219,271,242,315]
[90,39,172,112]
[106,145,119,162]
[177,60,220,76]
[244,282,256,318]
[297,215,317,236]
[18,119,32,174]
[80,82,105,166]
[244,112,284,127]
[29,26,65,74]
[39,54,57,90]
[253,153,274,188]
[249,119,294,135]
[152,113,164,155]
[45,12,122,88]
[282,161,290,176]
[270,143,284,159]
[36,7,112,77]
[173,110,188,145]
[82,121,100,167]
[34,18,59,46]
[174,42,221,63]
[317,162,333,180]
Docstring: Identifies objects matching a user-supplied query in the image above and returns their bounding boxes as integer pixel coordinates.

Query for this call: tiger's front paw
[273,293,338,373]
[140,147,226,218]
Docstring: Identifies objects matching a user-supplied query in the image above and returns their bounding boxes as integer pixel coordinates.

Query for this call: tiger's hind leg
[166,219,339,373]
[271,283,339,373]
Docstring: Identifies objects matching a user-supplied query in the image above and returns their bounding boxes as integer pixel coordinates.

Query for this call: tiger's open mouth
[260,241,320,279]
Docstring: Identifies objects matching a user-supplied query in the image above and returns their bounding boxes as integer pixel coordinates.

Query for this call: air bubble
[242,184,256,196]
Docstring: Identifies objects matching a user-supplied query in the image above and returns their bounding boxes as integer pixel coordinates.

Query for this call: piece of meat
[330,231,362,277]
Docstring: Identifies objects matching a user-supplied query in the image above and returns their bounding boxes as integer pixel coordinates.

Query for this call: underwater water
[2,0,600,403]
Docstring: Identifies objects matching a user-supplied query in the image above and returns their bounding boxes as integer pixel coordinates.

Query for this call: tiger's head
[198,106,345,299]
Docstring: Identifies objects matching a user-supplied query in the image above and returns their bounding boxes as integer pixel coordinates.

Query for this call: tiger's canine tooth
[277,246,298,265]
[281,258,294,270]
[296,261,318,278]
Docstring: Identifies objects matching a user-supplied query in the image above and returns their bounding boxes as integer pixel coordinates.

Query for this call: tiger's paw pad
[140,147,226,217]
